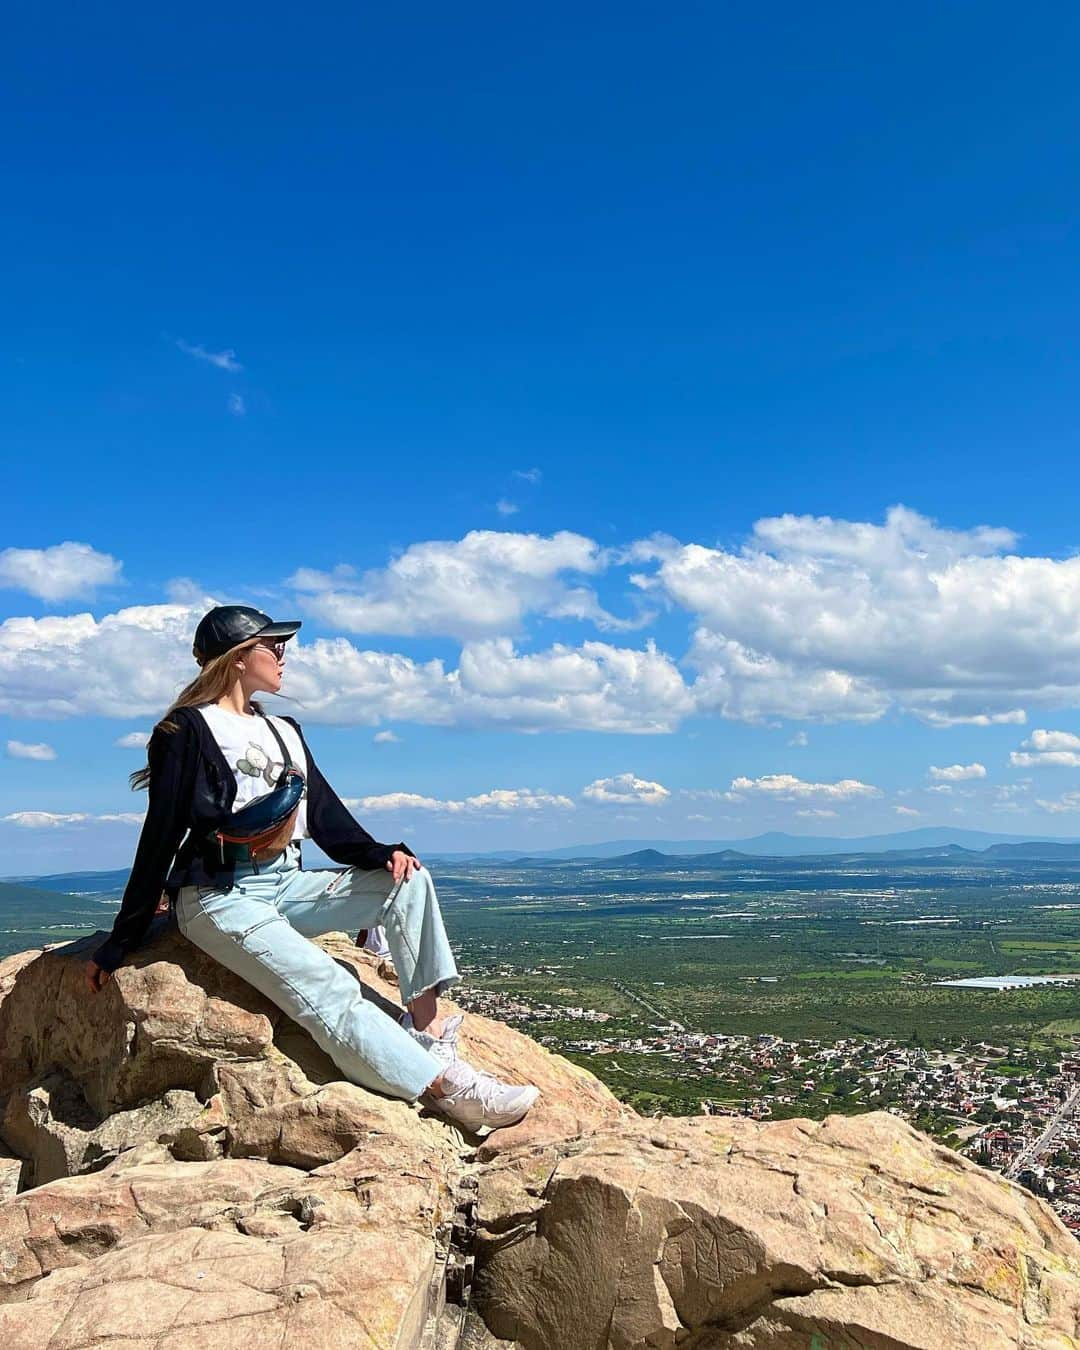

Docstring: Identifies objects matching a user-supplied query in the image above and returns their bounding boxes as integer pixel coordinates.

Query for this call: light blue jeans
[175,843,460,1102]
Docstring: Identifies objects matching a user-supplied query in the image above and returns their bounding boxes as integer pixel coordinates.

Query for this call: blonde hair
[129,638,265,791]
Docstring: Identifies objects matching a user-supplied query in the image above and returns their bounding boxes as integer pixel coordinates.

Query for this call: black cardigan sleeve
[285,718,411,870]
[92,716,197,972]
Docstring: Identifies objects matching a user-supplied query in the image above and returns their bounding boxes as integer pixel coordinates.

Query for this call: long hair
[130,639,265,791]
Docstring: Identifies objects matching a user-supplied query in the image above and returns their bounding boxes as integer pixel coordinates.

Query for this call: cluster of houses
[455,976,1080,1231]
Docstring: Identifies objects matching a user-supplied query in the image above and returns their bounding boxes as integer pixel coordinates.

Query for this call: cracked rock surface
[473,1114,1080,1348]
[1,933,1078,1347]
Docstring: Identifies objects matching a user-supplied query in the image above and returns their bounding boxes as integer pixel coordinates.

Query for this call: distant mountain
[0,868,130,894]
[430,827,1080,864]
[13,830,1080,891]
[0,879,84,918]
[577,839,1080,869]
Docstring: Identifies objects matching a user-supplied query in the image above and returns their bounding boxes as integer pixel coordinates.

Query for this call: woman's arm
[285,718,414,871]
[91,717,197,974]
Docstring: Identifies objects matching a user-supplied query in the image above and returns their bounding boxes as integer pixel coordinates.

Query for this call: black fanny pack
[209,715,306,865]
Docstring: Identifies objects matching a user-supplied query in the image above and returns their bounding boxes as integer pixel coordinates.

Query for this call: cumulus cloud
[1010,729,1080,768]
[928,762,987,782]
[727,774,880,801]
[373,730,400,744]
[287,530,645,638]
[345,788,574,814]
[495,499,519,516]
[916,709,1027,728]
[115,731,151,749]
[582,773,670,805]
[0,600,692,735]
[895,805,921,817]
[634,505,1080,724]
[796,808,838,818]
[1035,793,1080,815]
[0,602,203,717]
[0,542,121,602]
[451,638,691,733]
[176,339,241,372]
[2,810,143,828]
[6,740,56,760]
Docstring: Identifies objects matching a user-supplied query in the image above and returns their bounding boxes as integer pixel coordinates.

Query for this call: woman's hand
[85,960,111,994]
[386,850,423,884]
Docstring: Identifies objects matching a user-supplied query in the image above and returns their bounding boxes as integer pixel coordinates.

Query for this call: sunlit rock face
[0,933,1077,1347]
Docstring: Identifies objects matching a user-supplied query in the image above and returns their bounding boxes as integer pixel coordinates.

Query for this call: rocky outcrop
[0,930,1077,1348]
[474,1113,1080,1349]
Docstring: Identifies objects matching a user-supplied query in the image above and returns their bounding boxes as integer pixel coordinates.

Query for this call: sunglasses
[254,639,288,660]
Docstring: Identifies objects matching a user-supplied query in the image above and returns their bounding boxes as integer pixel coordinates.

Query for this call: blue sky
[5,4,1080,871]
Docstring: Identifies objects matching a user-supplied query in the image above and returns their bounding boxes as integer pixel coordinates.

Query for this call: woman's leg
[175,877,441,1101]
[276,865,460,1025]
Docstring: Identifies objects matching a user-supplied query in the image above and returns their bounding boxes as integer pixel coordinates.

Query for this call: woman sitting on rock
[85,605,539,1134]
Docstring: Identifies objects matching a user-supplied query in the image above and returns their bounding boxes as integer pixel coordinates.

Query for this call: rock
[0,1146,22,1201]
[0,932,276,1117]
[0,1217,437,1348]
[0,929,624,1180]
[472,1112,1080,1349]
[2,1072,209,1188]
[1,929,1077,1348]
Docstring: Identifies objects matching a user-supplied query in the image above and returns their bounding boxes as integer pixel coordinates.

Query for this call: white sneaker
[403,1012,464,1066]
[362,926,392,958]
[431,1060,540,1133]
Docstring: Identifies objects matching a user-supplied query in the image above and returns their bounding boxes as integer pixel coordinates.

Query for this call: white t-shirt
[197,705,309,840]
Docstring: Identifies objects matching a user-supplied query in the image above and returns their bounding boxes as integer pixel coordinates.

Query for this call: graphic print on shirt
[233,740,308,798]
[236,741,278,786]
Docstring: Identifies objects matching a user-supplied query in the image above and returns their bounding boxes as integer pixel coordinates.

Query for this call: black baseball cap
[193,605,301,662]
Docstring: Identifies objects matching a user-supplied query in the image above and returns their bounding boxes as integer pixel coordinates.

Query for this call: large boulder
[0,1144,442,1346]
[0,928,627,1177]
[0,929,1077,1348]
[473,1112,1080,1349]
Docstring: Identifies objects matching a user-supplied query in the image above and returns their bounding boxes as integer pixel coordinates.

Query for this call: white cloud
[451,638,691,733]
[796,808,838,818]
[164,577,216,606]
[635,505,1080,724]
[2,810,143,828]
[176,339,241,372]
[688,632,889,723]
[788,730,809,748]
[1010,729,1080,768]
[287,530,643,638]
[373,730,400,744]
[495,499,519,516]
[0,542,121,602]
[345,788,574,815]
[0,602,203,717]
[928,762,987,782]
[115,731,151,748]
[0,601,692,735]
[894,805,921,817]
[582,773,670,805]
[727,773,880,802]
[228,393,246,417]
[916,708,1027,728]
[513,468,542,483]
[6,740,56,760]
[1035,793,1080,815]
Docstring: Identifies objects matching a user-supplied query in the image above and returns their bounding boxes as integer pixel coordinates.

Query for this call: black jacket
[92,707,408,972]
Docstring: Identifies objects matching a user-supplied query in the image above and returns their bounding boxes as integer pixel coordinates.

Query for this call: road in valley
[1005,1085,1080,1179]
